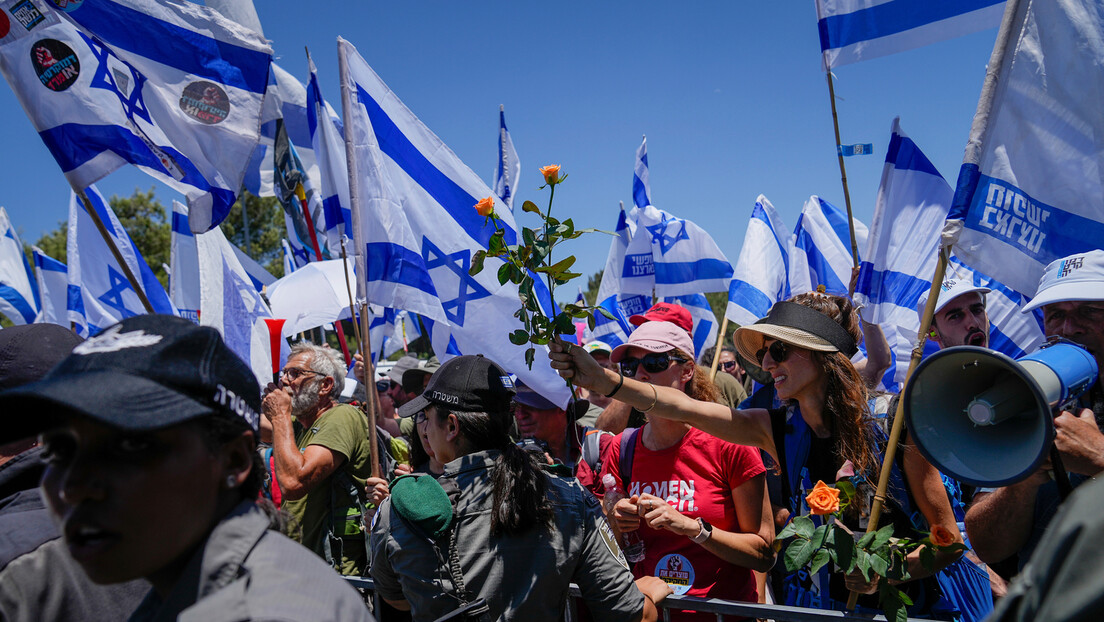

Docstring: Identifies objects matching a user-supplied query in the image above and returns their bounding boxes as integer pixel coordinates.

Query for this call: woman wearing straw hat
[600,321,775,620]
[551,293,980,618]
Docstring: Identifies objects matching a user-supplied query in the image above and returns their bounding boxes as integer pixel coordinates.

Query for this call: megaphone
[904,341,1098,487]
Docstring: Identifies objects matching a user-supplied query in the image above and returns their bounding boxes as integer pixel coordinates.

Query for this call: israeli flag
[281,238,297,277]
[857,119,1043,389]
[197,223,285,385]
[790,195,868,296]
[339,38,569,406]
[273,117,328,267]
[633,135,652,209]
[243,63,322,201]
[493,105,521,213]
[381,310,423,360]
[66,186,176,337]
[663,294,718,360]
[306,54,353,256]
[169,201,200,322]
[31,247,67,326]
[947,0,1104,295]
[17,0,273,233]
[0,207,39,325]
[593,204,648,348]
[816,0,1005,71]
[620,204,733,298]
[726,195,793,326]
[171,201,274,324]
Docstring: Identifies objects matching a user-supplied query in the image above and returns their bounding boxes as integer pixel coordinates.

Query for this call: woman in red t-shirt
[600,320,775,620]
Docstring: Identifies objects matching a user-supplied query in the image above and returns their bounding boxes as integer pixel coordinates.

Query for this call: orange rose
[474,196,495,217]
[929,524,955,548]
[805,480,841,516]
[539,164,561,185]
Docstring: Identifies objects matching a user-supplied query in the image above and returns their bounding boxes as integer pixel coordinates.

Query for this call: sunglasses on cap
[619,351,688,378]
[755,341,790,365]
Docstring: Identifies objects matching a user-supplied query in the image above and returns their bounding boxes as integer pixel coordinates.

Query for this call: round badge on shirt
[655,553,695,595]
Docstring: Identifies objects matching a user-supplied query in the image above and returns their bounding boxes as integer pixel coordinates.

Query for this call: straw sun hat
[732,301,859,368]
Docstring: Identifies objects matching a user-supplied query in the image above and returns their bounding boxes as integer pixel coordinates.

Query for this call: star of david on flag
[421,238,490,327]
[620,205,733,298]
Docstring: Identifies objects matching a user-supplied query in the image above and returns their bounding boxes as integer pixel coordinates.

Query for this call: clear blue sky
[0,2,999,302]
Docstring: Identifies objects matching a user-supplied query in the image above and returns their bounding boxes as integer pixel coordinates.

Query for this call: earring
[225,475,237,489]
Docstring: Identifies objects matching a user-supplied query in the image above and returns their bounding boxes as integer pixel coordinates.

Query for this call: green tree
[584,270,602,306]
[220,191,288,279]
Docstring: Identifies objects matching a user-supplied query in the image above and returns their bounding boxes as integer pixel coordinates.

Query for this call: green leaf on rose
[598,307,617,321]
[784,537,820,571]
[869,551,889,576]
[509,330,529,345]
[871,523,896,550]
[793,515,815,540]
[534,255,576,275]
[810,549,831,574]
[587,313,596,331]
[497,263,512,286]
[522,200,541,215]
[828,524,855,572]
[524,347,535,369]
[470,250,487,276]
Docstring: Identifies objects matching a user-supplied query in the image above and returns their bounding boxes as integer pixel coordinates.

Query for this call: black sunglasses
[376,380,396,393]
[755,341,790,365]
[619,352,687,378]
[721,360,737,371]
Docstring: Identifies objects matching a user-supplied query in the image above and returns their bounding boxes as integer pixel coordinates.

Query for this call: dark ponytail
[437,408,553,536]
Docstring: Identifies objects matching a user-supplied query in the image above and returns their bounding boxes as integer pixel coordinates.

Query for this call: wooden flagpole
[74,187,155,314]
[825,71,862,284]
[708,316,730,381]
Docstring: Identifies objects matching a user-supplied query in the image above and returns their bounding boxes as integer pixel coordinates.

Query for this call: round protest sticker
[179,81,230,124]
[49,0,83,12]
[31,38,79,92]
[0,10,11,39]
[654,553,695,596]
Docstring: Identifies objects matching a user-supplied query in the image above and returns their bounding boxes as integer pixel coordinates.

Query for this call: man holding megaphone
[965,250,1104,572]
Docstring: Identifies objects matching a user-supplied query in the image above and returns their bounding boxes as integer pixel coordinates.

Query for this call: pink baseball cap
[611,320,696,363]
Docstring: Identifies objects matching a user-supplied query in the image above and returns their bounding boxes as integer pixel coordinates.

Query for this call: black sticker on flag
[11,0,44,30]
[31,38,79,92]
[179,81,230,124]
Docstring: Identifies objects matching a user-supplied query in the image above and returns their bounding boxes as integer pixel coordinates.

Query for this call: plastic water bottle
[601,474,646,563]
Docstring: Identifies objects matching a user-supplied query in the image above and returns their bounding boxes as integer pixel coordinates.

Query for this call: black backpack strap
[618,427,641,489]
[768,407,792,508]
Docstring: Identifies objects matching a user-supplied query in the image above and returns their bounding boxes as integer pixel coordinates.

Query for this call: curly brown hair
[786,293,878,478]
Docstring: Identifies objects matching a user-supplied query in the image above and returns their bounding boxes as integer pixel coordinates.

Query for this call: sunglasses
[755,341,790,365]
[721,360,737,371]
[413,411,428,425]
[619,351,688,378]
[376,380,396,393]
[280,367,319,382]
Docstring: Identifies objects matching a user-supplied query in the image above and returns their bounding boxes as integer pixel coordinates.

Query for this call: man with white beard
[263,343,373,576]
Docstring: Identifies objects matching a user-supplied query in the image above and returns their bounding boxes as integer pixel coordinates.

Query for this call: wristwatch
[691,517,712,544]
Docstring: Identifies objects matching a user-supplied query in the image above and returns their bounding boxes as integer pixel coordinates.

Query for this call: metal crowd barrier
[344,576,914,621]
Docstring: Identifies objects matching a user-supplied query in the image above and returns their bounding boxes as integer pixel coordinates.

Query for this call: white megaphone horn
[903,340,1098,488]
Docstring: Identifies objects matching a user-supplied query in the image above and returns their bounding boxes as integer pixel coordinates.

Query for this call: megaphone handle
[1049,446,1074,501]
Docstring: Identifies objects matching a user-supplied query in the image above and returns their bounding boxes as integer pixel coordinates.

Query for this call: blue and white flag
[858,119,1043,389]
[633,135,651,209]
[281,238,297,277]
[0,207,38,325]
[306,53,353,255]
[338,38,569,406]
[0,0,273,233]
[790,195,868,296]
[197,222,285,385]
[169,200,200,322]
[620,204,733,298]
[66,186,176,337]
[493,105,521,213]
[243,63,324,202]
[381,309,422,360]
[31,246,67,326]
[815,0,1005,71]
[946,0,1104,295]
[663,294,718,360]
[726,195,793,326]
[593,204,648,348]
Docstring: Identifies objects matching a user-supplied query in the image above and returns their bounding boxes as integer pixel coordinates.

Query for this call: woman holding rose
[552,293,991,620]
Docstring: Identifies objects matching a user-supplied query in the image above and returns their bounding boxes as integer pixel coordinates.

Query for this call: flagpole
[338,38,380,479]
[826,71,861,274]
[74,188,155,314]
[708,316,729,381]
[845,247,948,609]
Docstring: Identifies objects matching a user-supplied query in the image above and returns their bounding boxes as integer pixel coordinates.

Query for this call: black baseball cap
[397,354,515,418]
[0,323,83,391]
[0,314,261,443]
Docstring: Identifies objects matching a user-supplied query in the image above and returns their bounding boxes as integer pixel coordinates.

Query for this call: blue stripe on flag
[171,210,192,236]
[0,284,36,323]
[886,131,943,177]
[797,233,849,294]
[728,279,773,320]
[69,1,269,94]
[818,0,1005,51]
[355,85,516,250]
[752,202,791,291]
[989,324,1027,359]
[364,242,438,297]
[39,123,236,223]
[654,259,733,285]
[856,262,932,310]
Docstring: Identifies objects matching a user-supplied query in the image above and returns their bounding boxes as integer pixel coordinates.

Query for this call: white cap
[1023,250,1104,313]
[917,278,991,319]
[583,340,613,355]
